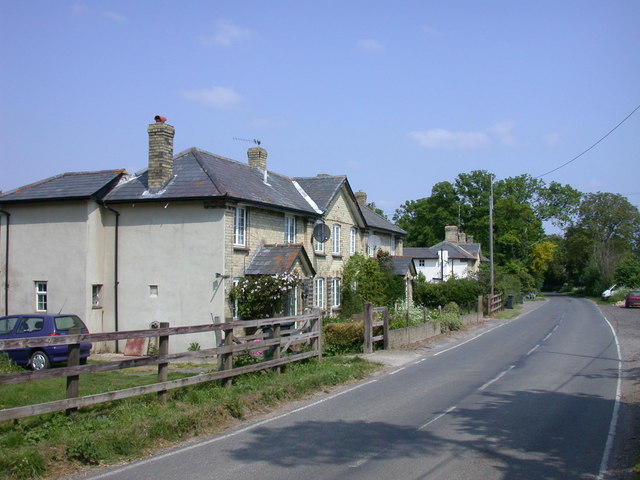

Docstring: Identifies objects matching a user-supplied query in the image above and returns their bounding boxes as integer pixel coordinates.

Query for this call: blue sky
[1,1,638,227]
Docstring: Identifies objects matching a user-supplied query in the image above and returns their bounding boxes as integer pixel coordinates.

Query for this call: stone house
[0,117,406,352]
[404,225,485,283]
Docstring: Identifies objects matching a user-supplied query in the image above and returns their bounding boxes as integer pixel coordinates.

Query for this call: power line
[536,103,640,178]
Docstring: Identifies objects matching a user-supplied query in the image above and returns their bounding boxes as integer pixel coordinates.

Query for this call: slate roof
[104,148,320,216]
[403,247,439,259]
[389,256,416,276]
[245,244,315,276]
[404,242,486,262]
[359,204,407,235]
[0,170,125,204]
[293,175,347,212]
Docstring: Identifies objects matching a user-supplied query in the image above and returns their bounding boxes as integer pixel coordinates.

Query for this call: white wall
[113,202,225,352]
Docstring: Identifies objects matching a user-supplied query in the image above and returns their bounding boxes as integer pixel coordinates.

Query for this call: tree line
[393,170,640,296]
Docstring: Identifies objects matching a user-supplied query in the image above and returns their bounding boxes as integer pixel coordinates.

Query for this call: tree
[573,192,640,285]
[614,256,640,288]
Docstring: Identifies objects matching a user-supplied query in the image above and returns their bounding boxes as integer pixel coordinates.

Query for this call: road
[81,295,620,480]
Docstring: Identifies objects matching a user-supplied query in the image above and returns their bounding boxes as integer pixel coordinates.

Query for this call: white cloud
[182,86,245,110]
[357,39,385,51]
[488,120,516,146]
[200,20,251,47]
[408,129,490,149]
[542,133,562,146]
[103,10,128,23]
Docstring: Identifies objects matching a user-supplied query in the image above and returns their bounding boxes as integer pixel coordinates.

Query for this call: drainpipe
[104,204,120,353]
[0,209,9,316]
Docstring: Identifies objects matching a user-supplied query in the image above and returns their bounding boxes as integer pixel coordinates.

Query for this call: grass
[0,356,378,479]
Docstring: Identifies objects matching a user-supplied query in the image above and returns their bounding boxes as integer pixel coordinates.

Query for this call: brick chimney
[247,147,267,170]
[355,191,367,205]
[148,116,175,191]
[445,225,459,243]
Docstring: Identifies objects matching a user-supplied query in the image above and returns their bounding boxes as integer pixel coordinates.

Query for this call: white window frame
[314,277,325,308]
[418,259,425,267]
[314,236,324,253]
[234,207,246,246]
[332,224,341,254]
[331,277,341,307]
[232,278,241,319]
[35,281,47,312]
[284,215,296,244]
[390,236,396,256]
[350,227,357,254]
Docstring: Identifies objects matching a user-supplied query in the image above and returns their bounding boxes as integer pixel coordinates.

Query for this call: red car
[625,290,640,308]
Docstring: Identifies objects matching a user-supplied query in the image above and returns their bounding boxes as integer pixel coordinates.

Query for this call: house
[404,225,485,283]
[0,117,406,352]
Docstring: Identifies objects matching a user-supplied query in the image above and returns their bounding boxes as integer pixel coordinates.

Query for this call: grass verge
[0,356,378,479]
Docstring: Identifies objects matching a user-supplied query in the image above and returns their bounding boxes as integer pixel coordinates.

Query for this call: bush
[413,276,482,309]
[323,322,363,355]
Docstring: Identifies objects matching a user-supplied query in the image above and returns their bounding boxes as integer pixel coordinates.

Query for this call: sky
[1,1,639,231]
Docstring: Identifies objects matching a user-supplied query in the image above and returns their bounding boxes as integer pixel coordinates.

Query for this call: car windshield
[629,291,640,297]
[54,315,86,331]
[0,317,19,334]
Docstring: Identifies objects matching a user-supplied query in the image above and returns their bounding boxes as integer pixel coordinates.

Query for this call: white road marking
[479,365,516,391]
[418,406,457,430]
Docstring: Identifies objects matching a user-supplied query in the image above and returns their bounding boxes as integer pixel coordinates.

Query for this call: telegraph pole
[489,176,495,297]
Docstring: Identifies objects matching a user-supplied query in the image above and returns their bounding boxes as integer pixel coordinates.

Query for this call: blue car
[0,314,91,370]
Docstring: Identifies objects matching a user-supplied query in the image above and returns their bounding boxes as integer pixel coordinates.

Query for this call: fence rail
[0,310,322,422]
[486,293,504,316]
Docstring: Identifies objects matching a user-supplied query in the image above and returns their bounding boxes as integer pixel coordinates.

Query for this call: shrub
[323,322,363,355]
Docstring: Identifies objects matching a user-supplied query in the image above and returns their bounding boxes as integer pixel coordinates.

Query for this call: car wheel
[29,351,51,371]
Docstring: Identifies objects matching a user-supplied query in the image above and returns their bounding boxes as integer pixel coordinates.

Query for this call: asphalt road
[79,295,620,480]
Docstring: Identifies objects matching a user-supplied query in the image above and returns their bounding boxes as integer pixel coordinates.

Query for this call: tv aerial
[233,137,261,146]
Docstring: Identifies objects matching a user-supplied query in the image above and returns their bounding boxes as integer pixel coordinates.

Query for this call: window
[232,278,241,319]
[390,236,396,256]
[314,278,325,308]
[284,286,298,316]
[149,285,159,297]
[331,278,341,307]
[35,281,47,312]
[234,207,246,246]
[92,284,102,308]
[314,236,324,253]
[418,259,425,267]
[350,228,357,254]
[284,215,296,244]
[332,224,341,254]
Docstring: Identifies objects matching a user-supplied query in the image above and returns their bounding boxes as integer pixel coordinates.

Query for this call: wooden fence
[363,302,389,354]
[0,310,322,422]
[486,293,504,316]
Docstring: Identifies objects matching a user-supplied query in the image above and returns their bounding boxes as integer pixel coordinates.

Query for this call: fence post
[65,328,81,416]
[363,302,373,354]
[477,295,483,321]
[383,307,390,350]
[157,322,169,404]
[310,307,323,359]
[273,323,281,374]
[221,320,234,387]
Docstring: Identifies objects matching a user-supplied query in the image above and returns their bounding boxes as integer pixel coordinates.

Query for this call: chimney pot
[154,115,167,123]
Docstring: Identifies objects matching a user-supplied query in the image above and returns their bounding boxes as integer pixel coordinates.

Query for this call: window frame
[332,224,341,254]
[35,281,47,312]
[314,277,325,308]
[92,284,103,308]
[350,227,357,254]
[284,215,296,244]
[234,207,247,247]
[331,277,341,307]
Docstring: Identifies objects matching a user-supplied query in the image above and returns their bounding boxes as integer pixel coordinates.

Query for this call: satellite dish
[367,234,381,252]
[312,223,331,243]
